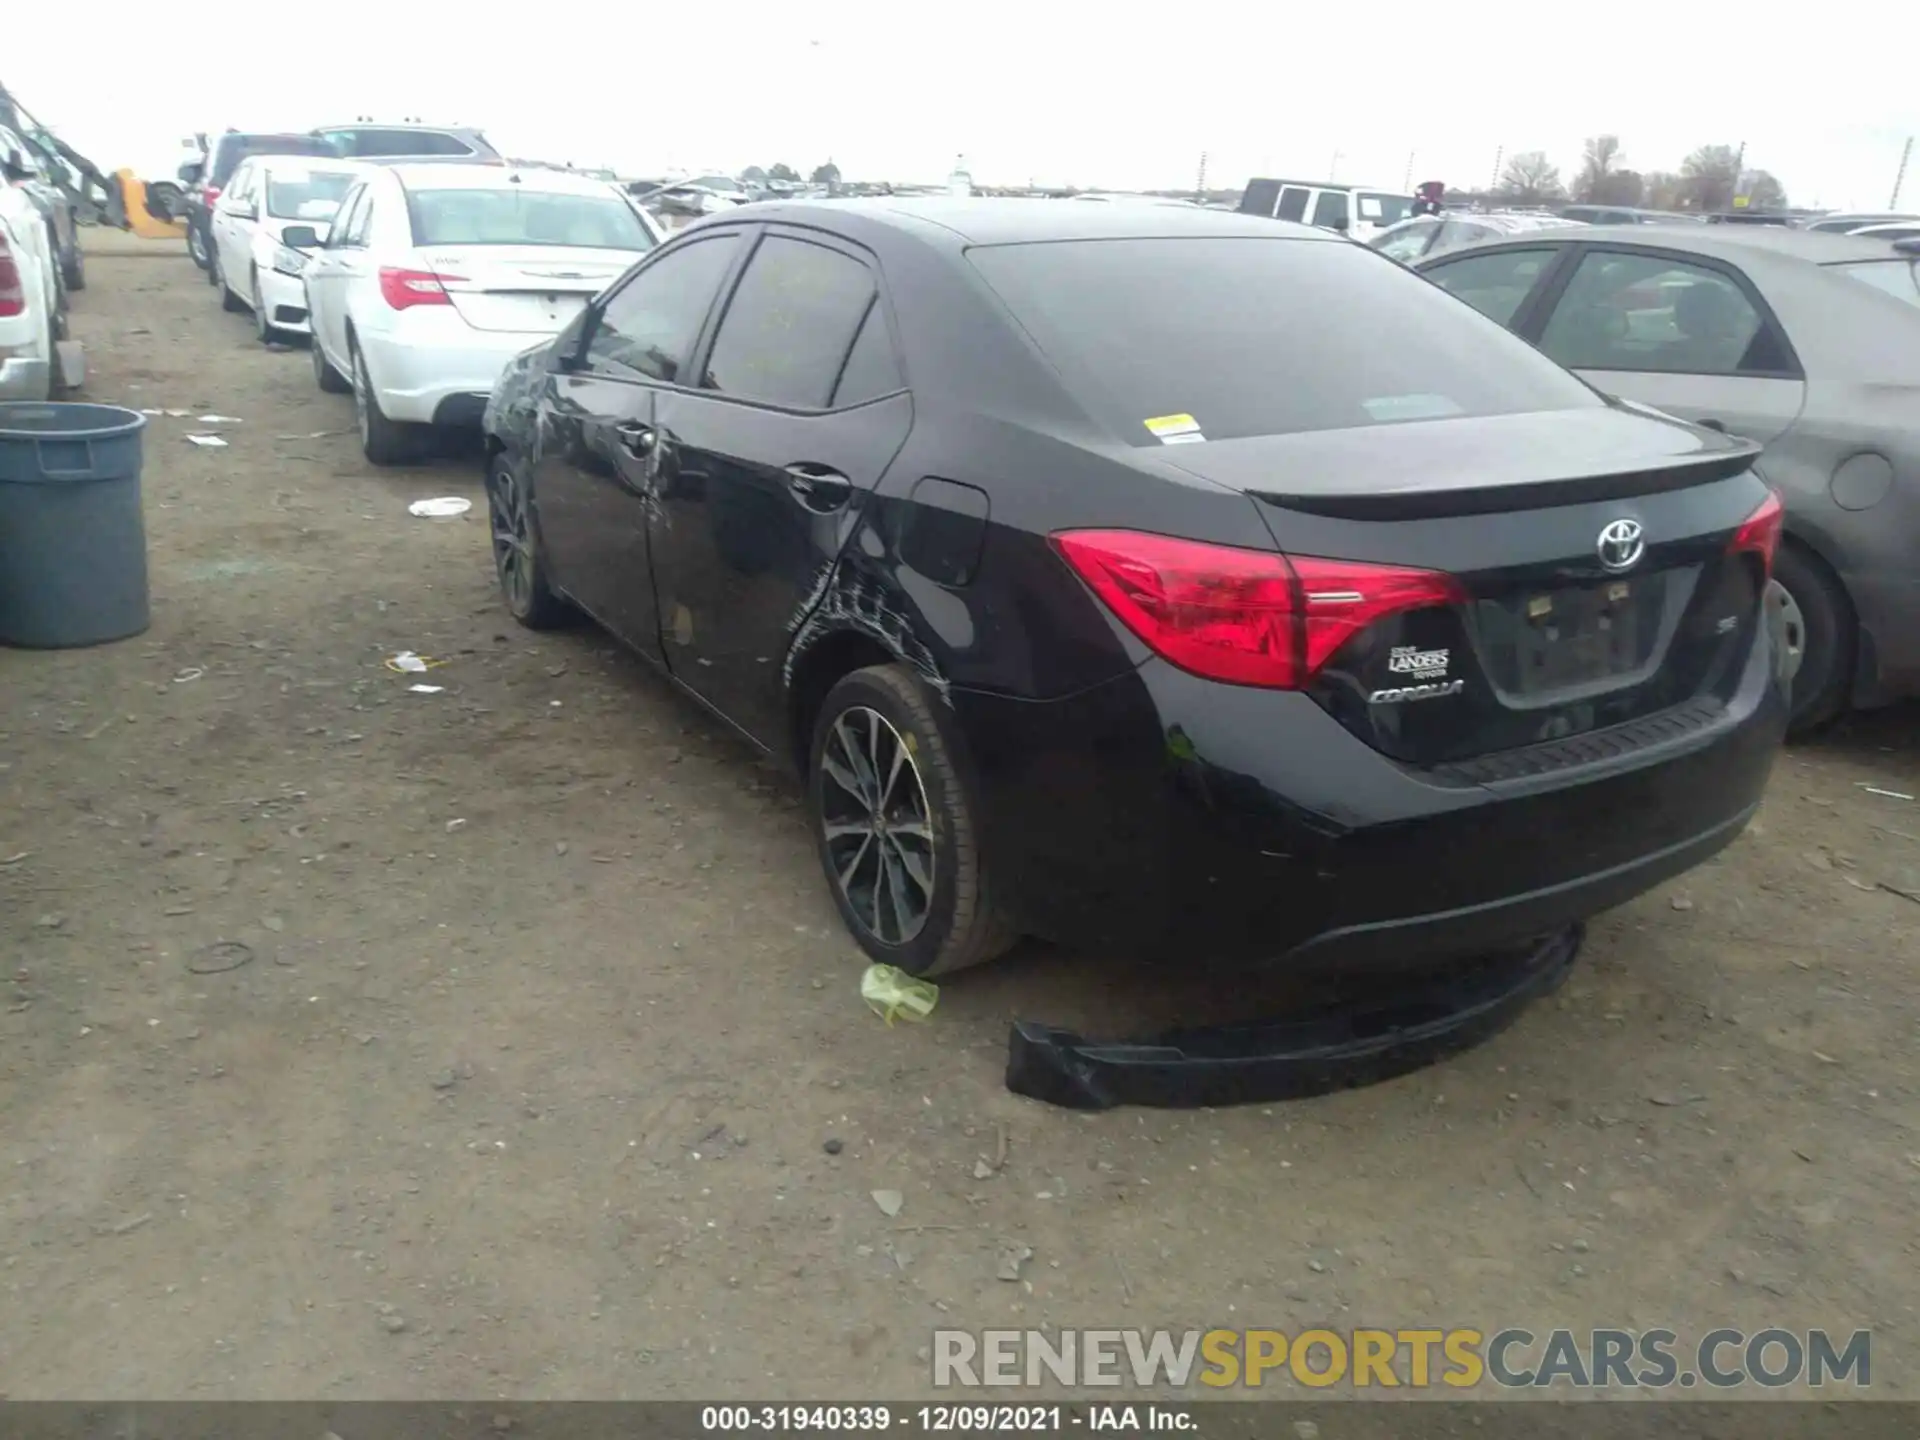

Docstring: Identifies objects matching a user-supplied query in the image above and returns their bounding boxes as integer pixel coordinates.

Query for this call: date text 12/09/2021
[700,1405,1193,1432]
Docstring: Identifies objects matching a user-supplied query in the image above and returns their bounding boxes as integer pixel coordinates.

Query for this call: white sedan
[299,164,665,464]
[208,156,373,342]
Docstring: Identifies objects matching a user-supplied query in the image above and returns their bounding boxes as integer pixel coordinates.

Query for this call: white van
[1236,179,1415,241]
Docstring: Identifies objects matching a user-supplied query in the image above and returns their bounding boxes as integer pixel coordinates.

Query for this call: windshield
[265,169,360,221]
[967,236,1601,444]
[407,188,657,250]
[1356,192,1414,225]
[1829,259,1920,307]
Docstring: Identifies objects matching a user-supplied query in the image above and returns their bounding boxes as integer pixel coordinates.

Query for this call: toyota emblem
[1596,518,1646,573]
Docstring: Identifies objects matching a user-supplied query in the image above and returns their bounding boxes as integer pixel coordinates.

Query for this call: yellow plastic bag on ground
[860,964,939,1026]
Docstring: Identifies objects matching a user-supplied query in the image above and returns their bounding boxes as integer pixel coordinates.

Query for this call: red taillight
[0,233,23,318]
[378,266,462,310]
[1052,530,1464,690]
[1729,490,1784,578]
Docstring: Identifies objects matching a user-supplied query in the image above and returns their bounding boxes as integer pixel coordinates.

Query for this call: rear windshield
[318,128,478,158]
[265,169,360,221]
[406,188,657,250]
[1829,259,1920,307]
[967,236,1602,444]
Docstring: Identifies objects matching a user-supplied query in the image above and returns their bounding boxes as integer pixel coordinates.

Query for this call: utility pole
[1403,150,1415,190]
[1490,146,1504,193]
[1734,139,1746,170]
[1194,151,1209,204]
[1893,136,1913,209]
[1328,149,1342,182]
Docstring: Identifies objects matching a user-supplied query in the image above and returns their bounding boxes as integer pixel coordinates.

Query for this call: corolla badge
[1596,518,1646,573]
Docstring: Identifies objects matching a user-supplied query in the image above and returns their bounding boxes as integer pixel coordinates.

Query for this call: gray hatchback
[1415,225,1920,733]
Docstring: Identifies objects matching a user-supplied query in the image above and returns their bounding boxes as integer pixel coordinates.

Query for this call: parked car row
[0,131,75,401]
[193,133,667,467]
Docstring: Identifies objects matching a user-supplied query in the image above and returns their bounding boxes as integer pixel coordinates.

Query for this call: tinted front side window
[1425,247,1558,326]
[1276,187,1311,222]
[1238,180,1281,217]
[586,235,740,383]
[407,189,655,250]
[1538,252,1773,375]
[968,237,1600,444]
[702,237,877,407]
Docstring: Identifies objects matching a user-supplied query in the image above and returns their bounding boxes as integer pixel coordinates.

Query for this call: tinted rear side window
[703,237,877,408]
[968,237,1602,444]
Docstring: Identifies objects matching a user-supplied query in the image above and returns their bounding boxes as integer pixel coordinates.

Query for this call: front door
[648,229,912,748]
[530,230,746,655]
[1528,246,1808,442]
[303,182,370,367]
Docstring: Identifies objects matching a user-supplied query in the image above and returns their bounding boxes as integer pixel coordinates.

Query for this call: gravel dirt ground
[1,237,1917,1403]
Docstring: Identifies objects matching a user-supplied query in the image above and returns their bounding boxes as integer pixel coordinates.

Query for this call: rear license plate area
[1485,580,1648,696]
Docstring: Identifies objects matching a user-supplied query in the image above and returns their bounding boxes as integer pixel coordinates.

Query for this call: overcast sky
[13,1,1915,209]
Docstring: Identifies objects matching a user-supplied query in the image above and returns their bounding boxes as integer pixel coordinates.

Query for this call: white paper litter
[409,684,445,694]
[164,409,190,417]
[185,435,228,448]
[198,414,243,424]
[408,497,472,518]
[390,652,430,674]
[138,408,163,416]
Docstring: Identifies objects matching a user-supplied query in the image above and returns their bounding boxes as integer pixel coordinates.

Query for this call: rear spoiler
[1252,447,1761,521]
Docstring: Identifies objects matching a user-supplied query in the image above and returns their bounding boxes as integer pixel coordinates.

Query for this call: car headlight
[270,244,309,276]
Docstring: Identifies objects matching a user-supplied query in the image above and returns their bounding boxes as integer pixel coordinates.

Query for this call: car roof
[381,163,627,196]
[715,196,1342,247]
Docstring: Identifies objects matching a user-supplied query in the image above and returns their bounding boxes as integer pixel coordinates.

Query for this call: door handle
[616,421,656,456]
[785,463,852,512]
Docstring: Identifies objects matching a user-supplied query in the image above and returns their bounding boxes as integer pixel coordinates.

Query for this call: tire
[147,182,183,223]
[1772,542,1854,737]
[251,267,277,343]
[215,251,244,313]
[311,325,350,393]
[486,450,572,629]
[351,340,421,465]
[809,664,1018,976]
[187,217,209,269]
[62,238,85,293]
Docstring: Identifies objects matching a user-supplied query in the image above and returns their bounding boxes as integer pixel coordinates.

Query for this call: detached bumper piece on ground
[1005,925,1584,1110]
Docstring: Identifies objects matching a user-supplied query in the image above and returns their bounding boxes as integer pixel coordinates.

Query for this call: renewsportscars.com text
[932,1327,1871,1391]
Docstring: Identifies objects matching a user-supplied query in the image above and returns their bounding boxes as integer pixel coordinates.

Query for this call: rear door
[1521,244,1807,442]
[531,229,746,651]
[648,227,913,747]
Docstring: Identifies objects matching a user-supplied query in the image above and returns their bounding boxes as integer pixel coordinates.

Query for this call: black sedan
[481,200,1787,979]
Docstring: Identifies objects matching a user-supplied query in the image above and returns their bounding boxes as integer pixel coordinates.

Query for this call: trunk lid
[1155,407,1774,769]
[418,245,635,333]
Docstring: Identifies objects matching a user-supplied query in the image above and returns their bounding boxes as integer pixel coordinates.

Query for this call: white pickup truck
[0,176,65,400]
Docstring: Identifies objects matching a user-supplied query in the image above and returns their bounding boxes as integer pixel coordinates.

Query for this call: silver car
[1371,210,1586,264]
[1415,225,1920,734]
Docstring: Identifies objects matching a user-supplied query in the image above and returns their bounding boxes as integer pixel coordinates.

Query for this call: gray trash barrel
[0,402,151,648]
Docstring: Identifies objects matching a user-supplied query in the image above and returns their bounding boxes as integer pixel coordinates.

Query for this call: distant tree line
[740,162,842,186]
[1494,137,1788,212]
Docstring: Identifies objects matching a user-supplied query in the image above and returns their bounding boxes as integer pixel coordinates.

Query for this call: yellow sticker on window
[1143,413,1202,440]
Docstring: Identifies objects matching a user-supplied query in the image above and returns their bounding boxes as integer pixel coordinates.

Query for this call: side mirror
[280,224,322,249]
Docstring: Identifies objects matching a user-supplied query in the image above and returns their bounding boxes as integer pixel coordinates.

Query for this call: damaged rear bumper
[1006,924,1583,1110]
